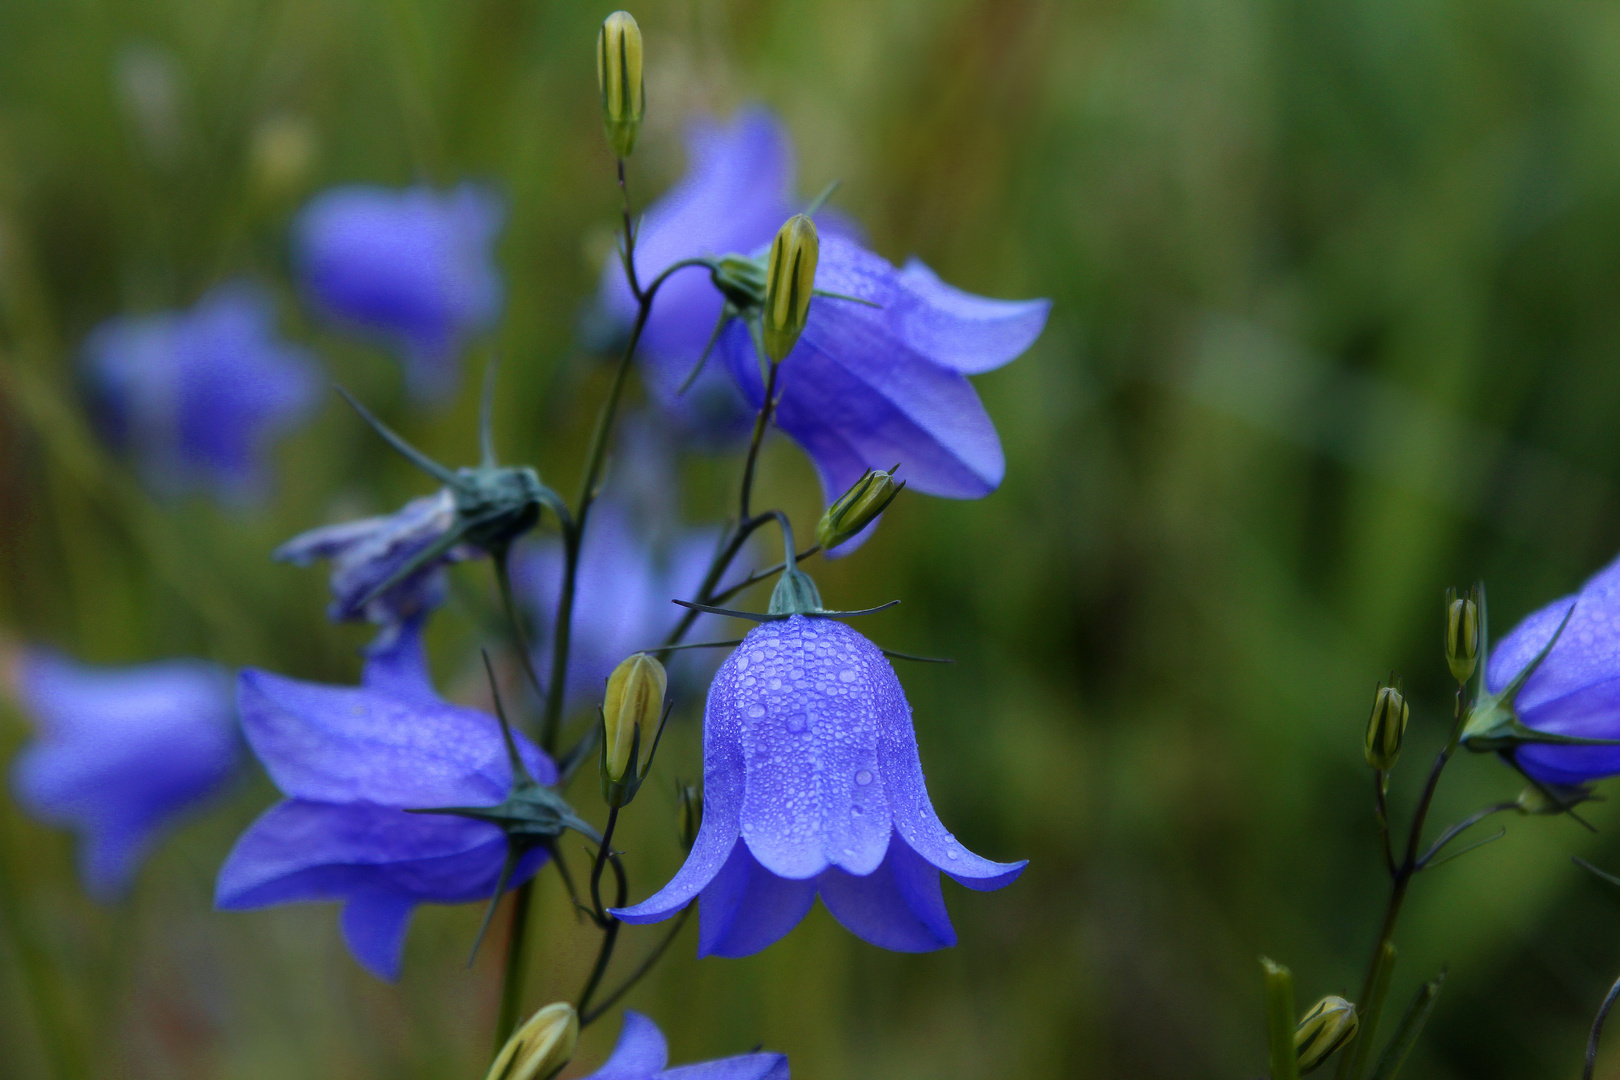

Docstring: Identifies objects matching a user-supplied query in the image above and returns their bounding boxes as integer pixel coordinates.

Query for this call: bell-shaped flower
[83,281,319,504]
[612,615,1025,957]
[275,488,477,640]
[579,1011,787,1080]
[295,183,503,401]
[215,618,554,979]
[597,107,1049,517]
[1477,553,1620,785]
[8,650,240,899]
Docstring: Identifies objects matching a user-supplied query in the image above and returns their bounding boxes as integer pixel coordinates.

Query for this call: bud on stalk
[1294,995,1357,1074]
[601,652,668,806]
[1364,681,1408,771]
[817,466,905,551]
[596,11,644,159]
[486,1002,578,1080]
[1445,586,1480,685]
[763,214,818,363]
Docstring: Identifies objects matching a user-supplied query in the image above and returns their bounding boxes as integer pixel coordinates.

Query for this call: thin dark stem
[739,359,781,521]
[711,545,822,606]
[589,804,621,927]
[581,906,692,1028]
[1374,772,1396,878]
[540,526,580,756]
[576,849,629,1019]
[494,880,534,1052]
[1586,972,1620,1080]
[492,550,547,728]
[618,158,641,301]
[1416,802,1519,869]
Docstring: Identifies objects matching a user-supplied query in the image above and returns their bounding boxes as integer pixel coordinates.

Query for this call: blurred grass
[7,0,1620,1076]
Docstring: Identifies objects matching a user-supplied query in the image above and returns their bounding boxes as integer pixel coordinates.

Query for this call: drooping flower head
[295,183,504,401]
[613,615,1025,956]
[216,617,555,979]
[83,281,319,504]
[579,1011,788,1080]
[9,650,240,899]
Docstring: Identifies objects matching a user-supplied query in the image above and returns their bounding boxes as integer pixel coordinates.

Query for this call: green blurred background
[7,0,1620,1076]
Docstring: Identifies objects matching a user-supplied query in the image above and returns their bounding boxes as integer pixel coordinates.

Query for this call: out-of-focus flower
[8,651,239,899]
[294,183,503,401]
[578,1011,788,1080]
[83,282,319,504]
[275,489,477,642]
[613,615,1025,957]
[249,113,317,199]
[597,108,1049,524]
[215,618,554,980]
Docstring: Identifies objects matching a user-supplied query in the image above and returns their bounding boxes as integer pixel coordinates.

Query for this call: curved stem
[492,549,547,727]
[540,526,580,756]
[662,514,775,648]
[581,906,692,1028]
[576,850,629,1019]
[1586,972,1620,1080]
[711,544,822,606]
[494,879,535,1052]
[589,804,621,927]
[739,359,781,521]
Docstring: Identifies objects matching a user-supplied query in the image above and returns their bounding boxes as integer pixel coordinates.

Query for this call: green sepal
[597,700,672,809]
[1459,600,1616,751]
[1366,970,1445,1080]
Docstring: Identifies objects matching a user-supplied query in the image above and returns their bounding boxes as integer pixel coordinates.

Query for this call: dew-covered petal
[659,1054,790,1080]
[817,834,955,952]
[340,891,417,981]
[580,1010,669,1080]
[696,842,817,959]
[893,258,1051,375]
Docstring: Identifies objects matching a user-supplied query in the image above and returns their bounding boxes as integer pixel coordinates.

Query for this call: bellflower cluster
[9,650,239,898]
[295,183,504,401]
[83,281,319,503]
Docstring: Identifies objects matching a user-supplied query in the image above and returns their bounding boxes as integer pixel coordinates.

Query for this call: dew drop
[838,668,857,683]
[855,769,873,786]
[751,650,766,664]
[736,656,749,671]
[769,678,782,690]
[945,848,959,859]
[747,705,766,719]
[786,711,808,733]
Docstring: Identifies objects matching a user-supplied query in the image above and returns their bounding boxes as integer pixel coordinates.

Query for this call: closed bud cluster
[1364,681,1408,771]
[817,465,905,551]
[1445,585,1480,685]
[596,11,644,159]
[601,652,668,806]
[1295,995,1357,1074]
[486,1002,578,1080]
[763,214,819,363]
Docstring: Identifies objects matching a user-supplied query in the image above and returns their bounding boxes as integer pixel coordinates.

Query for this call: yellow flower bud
[1364,682,1408,771]
[1445,586,1480,685]
[817,466,905,551]
[596,11,644,159]
[603,652,667,784]
[486,1002,578,1080]
[763,214,818,363]
[1295,995,1357,1074]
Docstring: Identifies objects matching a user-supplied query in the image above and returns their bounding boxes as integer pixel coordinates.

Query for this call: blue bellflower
[295,183,504,401]
[1484,553,1620,785]
[83,282,319,504]
[599,108,1050,516]
[10,651,240,899]
[215,618,553,979]
[613,616,1025,956]
[580,1011,788,1080]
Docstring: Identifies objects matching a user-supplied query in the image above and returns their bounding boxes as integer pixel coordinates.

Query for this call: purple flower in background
[295,183,503,401]
[598,107,1050,514]
[275,489,477,643]
[9,651,239,899]
[613,616,1025,957]
[579,1011,788,1080]
[215,618,553,979]
[1476,553,1620,785]
[83,282,319,504]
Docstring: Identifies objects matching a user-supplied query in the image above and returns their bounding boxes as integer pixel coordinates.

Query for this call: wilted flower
[83,281,319,504]
[215,618,554,979]
[294,183,503,401]
[9,650,239,898]
[613,615,1025,956]
[577,1011,788,1080]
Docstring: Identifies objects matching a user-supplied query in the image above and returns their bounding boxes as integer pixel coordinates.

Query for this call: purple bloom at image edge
[294,182,504,401]
[214,617,554,980]
[611,616,1025,958]
[579,1011,788,1080]
[1486,551,1620,784]
[83,281,320,504]
[9,651,240,899]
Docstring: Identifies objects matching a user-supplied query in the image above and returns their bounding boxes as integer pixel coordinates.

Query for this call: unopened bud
[486,1002,578,1080]
[817,466,905,551]
[602,652,666,785]
[1517,782,1598,815]
[596,11,644,159]
[1295,996,1357,1074]
[1364,682,1408,771]
[1445,586,1480,684]
[763,214,818,362]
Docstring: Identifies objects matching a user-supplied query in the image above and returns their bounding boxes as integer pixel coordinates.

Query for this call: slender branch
[1586,972,1620,1080]
[739,358,781,521]
[711,545,822,606]
[581,907,692,1028]
[494,879,535,1052]
[1374,772,1396,878]
[1416,802,1518,869]
[576,849,629,1018]
[540,525,580,756]
[589,805,621,928]
[492,549,548,728]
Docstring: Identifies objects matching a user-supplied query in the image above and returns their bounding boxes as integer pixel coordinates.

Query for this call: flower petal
[340,891,417,981]
[581,1010,669,1080]
[659,1055,790,1080]
[817,834,955,952]
[697,842,816,959]
[893,258,1051,375]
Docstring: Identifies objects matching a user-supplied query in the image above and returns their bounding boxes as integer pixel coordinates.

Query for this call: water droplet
[856,769,873,785]
[769,678,782,690]
[747,705,765,719]
[786,711,808,733]
[751,650,765,664]
[852,804,864,815]
[945,848,959,859]
[736,656,750,671]
[839,668,857,683]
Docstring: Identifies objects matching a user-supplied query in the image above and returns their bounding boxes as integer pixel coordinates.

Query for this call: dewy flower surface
[295,182,504,401]
[613,616,1025,956]
[215,617,553,979]
[1486,552,1620,784]
[578,1010,788,1080]
[82,281,319,503]
[10,651,240,899]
